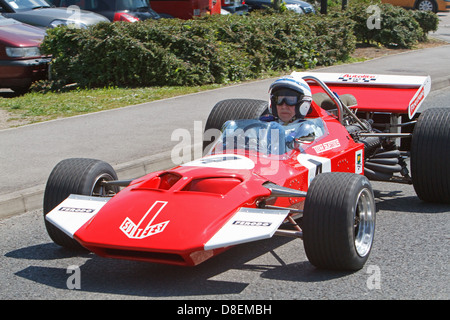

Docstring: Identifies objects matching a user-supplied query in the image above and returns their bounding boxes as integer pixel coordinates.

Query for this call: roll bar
[302,75,370,131]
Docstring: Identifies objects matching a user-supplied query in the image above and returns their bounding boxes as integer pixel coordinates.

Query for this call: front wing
[46,195,290,253]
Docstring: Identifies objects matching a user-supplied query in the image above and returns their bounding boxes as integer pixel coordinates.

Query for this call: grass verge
[0,84,223,128]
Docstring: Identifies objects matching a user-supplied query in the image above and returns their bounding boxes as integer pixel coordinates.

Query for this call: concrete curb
[1,78,449,220]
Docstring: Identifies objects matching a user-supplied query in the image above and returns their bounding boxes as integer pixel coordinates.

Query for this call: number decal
[297,154,331,186]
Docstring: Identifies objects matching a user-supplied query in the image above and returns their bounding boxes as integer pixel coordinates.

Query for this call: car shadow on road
[373,190,450,214]
[5,242,92,261]
[8,236,351,298]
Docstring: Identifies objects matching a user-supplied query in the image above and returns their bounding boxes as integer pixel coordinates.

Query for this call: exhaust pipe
[365,161,402,174]
[364,167,393,181]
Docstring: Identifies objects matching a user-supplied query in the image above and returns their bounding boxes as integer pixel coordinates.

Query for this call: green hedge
[41,11,355,88]
[346,0,439,48]
[40,3,438,90]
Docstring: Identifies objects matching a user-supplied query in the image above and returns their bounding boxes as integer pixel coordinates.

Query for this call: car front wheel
[302,172,376,271]
[43,158,119,250]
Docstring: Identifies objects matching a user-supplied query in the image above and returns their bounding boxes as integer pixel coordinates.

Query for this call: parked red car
[0,15,50,93]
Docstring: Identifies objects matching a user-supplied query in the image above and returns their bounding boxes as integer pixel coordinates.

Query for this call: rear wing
[292,72,431,119]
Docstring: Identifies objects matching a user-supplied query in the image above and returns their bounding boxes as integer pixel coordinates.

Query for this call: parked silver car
[0,0,109,29]
[47,0,161,22]
[245,0,315,14]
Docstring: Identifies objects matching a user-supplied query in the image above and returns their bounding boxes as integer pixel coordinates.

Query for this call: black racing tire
[411,108,450,203]
[303,173,376,271]
[43,158,119,250]
[203,99,269,152]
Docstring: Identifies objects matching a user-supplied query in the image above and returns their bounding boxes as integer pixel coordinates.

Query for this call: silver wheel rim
[90,173,115,196]
[418,0,434,11]
[354,188,375,257]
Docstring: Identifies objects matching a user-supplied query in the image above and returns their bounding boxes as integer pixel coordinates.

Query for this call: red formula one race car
[43,72,450,271]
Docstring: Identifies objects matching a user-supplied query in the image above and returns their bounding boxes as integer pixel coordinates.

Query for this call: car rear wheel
[411,108,450,203]
[203,99,269,152]
[302,172,376,271]
[43,158,119,250]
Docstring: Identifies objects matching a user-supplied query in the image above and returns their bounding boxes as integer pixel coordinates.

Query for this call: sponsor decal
[408,76,430,119]
[233,220,272,227]
[59,207,95,213]
[409,86,424,117]
[312,139,341,154]
[338,74,377,83]
[119,201,169,239]
[356,150,363,174]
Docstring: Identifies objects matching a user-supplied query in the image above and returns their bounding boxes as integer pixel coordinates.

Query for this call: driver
[265,75,313,125]
[262,75,323,148]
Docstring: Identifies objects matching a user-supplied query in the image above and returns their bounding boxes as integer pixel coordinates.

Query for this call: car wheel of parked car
[43,158,119,250]
[302,172,376,271]
[416,0,437,12]
[411,108,450,203]
[10,86,31,95]
[203,99,269,152]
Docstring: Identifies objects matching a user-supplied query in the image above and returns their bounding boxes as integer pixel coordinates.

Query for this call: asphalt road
[1,89,448,301]
[432,9,450,43]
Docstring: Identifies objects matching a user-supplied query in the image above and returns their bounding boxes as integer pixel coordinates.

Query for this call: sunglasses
[272,95,300,106]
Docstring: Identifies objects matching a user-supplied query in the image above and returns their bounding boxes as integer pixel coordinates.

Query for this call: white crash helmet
[269,75,312,119]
